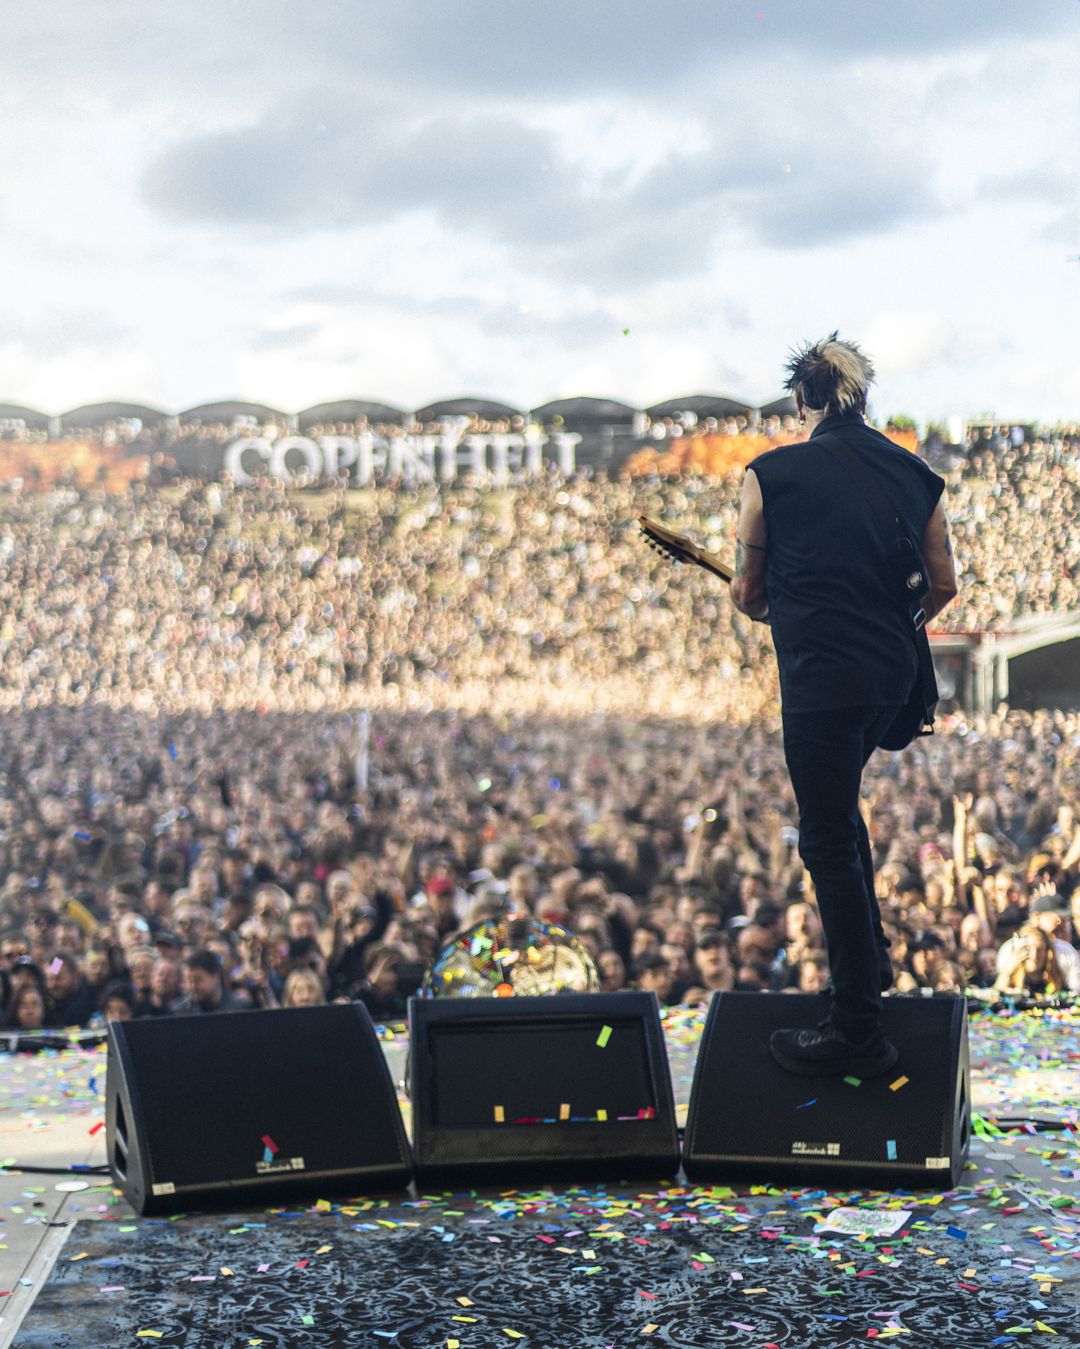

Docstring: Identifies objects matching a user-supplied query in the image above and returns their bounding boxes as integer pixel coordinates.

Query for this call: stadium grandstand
[0,395,1076,717]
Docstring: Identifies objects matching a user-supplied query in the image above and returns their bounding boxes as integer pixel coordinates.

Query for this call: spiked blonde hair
[783,331,875,416]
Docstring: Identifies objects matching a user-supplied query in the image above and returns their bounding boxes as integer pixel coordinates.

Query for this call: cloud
[220,0,1079,96]
[278,282,623,352]
[9,1,1080,423]
[8,0,1077,103]
[0,309,132,358]
[1036,213,1080,248]
[474,305,619,349]
[749,169,941,250]
[861,312,1018,386]
[310,0,1080,94]
[980,168,1074,206]
[141,117,332,226]
[141,64,944,291]
[861,312,957,376]
[140,92,590,250]
[248,322,321,353]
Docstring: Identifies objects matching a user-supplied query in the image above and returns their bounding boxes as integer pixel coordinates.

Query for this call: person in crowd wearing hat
[729,332,957,1076]
[8,957,48,1006]
[152,926,181,957]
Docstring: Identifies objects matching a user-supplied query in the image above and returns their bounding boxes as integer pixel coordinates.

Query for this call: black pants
[782,703,901,1041]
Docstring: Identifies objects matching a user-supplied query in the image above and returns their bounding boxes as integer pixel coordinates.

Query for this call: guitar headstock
[637,515,734,583]
[638,515,694,565]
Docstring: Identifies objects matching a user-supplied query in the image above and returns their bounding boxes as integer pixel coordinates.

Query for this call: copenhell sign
[224,429,581,486]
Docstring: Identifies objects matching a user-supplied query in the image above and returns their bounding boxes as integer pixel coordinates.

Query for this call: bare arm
[951,794,970,905]
[727,783,747,848]
[681,812,709,880]
[920,500,959,622]
[325,901,351,965]
[970,875,993,934]
[730,469,769,622]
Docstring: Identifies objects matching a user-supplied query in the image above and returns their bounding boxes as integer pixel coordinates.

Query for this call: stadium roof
[758,395,799,419]
[414,397,521,420]
[0,402,51,429]
[531,396,637,425]
[179,400,287,424]
[1,392,808,430]
[645,394,754,419]
[60,401,168,429]
[297,399,407,428]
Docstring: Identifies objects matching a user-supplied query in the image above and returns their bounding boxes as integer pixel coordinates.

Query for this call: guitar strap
[814,431,938,744]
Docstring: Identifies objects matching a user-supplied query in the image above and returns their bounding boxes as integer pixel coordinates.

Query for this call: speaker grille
[111,1004,409,1201]
[685,993,968,1186]
[410,993,680,1182]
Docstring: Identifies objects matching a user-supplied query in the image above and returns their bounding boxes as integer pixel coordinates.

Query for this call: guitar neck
[638,516,735,584]
[693,551,734,583]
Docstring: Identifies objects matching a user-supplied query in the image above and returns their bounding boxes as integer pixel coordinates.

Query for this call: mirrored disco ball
[423,914,599,998]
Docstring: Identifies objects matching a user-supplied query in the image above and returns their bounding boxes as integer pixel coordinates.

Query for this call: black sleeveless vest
[748,413,944,713]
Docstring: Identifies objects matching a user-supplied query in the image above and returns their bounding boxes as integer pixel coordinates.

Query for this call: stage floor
[0,1004,1077,1348]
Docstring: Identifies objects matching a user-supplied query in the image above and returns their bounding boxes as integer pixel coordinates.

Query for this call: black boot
[769,1022,899,1077]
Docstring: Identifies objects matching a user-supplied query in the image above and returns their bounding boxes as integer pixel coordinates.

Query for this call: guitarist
[730,333,958,1077]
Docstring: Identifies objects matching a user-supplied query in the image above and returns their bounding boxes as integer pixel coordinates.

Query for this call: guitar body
[879,623,938,750]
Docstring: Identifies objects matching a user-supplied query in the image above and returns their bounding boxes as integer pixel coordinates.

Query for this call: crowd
[0,428,1077,1032]
[0,702,1077,1033]
[0,426,1076,723]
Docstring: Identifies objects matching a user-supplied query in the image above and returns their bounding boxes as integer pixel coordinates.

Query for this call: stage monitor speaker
[409,992,680,1184]
[106,1003,412,1214]
[683,992,970,1189]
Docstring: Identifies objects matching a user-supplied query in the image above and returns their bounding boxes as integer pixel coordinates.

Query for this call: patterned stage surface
[1,1004,1077,1347]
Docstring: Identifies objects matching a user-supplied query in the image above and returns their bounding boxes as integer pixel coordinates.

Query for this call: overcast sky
[2,1,1079,425]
